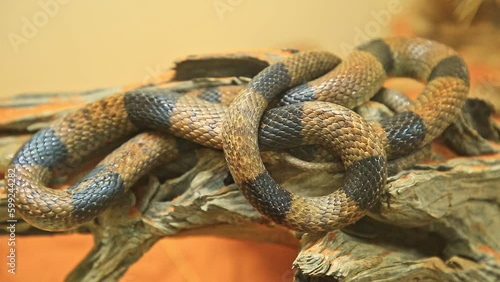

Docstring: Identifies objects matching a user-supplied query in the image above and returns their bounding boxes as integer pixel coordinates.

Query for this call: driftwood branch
[1,50,499,281]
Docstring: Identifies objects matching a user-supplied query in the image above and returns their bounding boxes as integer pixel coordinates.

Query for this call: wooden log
[0,50,499,282]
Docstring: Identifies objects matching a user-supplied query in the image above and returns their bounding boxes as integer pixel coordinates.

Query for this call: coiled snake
[8,37,469,232]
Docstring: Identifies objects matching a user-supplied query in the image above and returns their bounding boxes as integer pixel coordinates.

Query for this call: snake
[7,37,469,232]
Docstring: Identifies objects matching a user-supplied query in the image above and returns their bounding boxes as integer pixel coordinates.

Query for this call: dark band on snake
[11,128,68,167]
[197,87,223,103]
[357,39,394,73]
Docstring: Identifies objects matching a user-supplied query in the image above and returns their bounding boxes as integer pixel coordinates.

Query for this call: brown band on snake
[371,88,411,113]
[185,85,243,105]
[278,50,386,108]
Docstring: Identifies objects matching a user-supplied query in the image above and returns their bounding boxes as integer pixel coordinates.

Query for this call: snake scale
[8,37,469,232]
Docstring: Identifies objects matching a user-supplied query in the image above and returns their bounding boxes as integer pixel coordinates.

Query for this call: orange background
[0,234,297,281]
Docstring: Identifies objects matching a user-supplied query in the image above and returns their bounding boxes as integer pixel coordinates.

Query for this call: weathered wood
[0,50,499,282]
[295,156,500,281]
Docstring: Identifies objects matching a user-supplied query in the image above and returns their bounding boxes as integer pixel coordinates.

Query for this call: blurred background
[1,0,499,281]
[1,0,414,97]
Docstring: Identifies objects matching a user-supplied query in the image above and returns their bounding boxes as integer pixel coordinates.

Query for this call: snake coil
[8,37,469,232]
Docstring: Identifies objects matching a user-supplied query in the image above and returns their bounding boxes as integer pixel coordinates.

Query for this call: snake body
[8,37,469,232]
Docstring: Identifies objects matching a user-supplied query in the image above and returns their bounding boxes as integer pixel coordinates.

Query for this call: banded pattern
[7,37,469,233]
[222,52,386,231]
[222,37,468,231]
[279,37,469,158]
